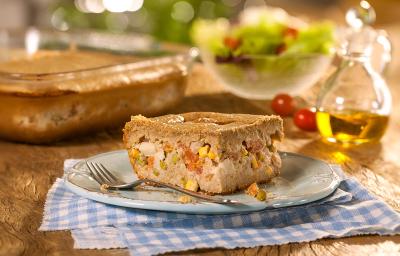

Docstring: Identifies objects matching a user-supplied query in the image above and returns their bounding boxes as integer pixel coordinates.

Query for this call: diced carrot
[163,143,174,153]
[246,183,259,197]
[147,156,155,169]
[182,147,203,174]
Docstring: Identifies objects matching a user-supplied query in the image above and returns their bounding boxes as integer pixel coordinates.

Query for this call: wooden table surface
[1,27,400,256]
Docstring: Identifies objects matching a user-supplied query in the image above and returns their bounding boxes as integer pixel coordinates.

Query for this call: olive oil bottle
[315,2,392,145]
[316,110,389,145]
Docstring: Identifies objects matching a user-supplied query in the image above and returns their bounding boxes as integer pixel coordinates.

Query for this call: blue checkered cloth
[40,160,400,256]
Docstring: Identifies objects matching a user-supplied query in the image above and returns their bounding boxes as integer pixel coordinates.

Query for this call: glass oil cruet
[316,1,392,145]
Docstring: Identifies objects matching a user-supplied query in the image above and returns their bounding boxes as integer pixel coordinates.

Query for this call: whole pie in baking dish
[123,112,284,194]
[0,49,189,143]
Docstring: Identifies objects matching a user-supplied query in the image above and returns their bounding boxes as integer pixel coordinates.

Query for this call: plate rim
[64,150,341,214]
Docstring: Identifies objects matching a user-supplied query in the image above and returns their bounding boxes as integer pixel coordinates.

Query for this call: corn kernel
[257,152,265,162]
[256,189,267,201]
[172,154,180,164]
[153,169,159,176]
[136,157,145,166]
[131,148,140,159]
[184,179,199,192]
[180,177,187,186]
[241,147,249,156]
[198,145,210,158]
[251,155,259,169]
[159,160,167,170]
[207,150,216,160]
[265,166,273,176]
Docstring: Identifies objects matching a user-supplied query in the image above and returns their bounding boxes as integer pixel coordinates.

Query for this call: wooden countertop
[0,27,399,256]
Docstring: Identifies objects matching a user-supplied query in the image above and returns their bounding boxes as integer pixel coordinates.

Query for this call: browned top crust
[141,112,282,133]
[0,50,188,97]
[123,112,284,149]
[0,50,138,74]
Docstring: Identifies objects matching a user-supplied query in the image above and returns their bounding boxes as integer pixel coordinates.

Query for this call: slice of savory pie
[123,112,284,194]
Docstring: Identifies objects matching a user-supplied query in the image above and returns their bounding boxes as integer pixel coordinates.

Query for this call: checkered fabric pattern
[40,160,400,256]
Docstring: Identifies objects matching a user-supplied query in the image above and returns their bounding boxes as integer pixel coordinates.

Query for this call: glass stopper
[345,0,376,29]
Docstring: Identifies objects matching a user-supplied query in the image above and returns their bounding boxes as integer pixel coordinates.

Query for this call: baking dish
[0,29,193,143]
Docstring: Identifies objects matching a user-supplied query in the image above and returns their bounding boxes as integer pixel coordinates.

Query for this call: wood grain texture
[0,26,399,256]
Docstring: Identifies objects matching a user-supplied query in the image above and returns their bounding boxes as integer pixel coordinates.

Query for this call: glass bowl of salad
[191,7,335,99]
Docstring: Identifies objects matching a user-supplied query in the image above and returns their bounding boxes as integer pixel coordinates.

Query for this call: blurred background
[1,0,399,45]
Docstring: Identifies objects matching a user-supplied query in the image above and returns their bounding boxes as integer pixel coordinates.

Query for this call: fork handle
[109,179,239,205]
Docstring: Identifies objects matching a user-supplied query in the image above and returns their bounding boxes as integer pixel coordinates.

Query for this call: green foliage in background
[52,0,241,44]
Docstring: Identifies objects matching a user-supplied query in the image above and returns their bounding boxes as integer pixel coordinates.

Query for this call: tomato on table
[294,108,317,131]
[271,94,295,116]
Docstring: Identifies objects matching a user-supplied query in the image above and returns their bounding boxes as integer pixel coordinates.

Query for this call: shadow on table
[170,92,271,115]
[295,138,383,173]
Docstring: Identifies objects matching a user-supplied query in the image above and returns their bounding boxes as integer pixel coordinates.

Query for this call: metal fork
[85,161,240,205]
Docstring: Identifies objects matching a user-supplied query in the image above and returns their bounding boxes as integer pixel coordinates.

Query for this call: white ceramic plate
[65,150,341,214]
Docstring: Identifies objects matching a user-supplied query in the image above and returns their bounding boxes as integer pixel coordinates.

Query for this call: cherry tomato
[223,37,241,50]
[283,27,299,38]
[275,43,287,55]
[271,94,295,116]
[294,108,317,131]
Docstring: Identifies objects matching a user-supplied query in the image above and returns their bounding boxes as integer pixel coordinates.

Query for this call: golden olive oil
[316,110,389,145]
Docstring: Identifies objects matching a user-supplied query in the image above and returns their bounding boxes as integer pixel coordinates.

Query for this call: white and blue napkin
[40,160,400,256]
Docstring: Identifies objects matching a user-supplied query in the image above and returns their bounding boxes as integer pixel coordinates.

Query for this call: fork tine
[86,161,102,184]
[98,163,119,183]
[91,162,112,184]
[86,162,107,184]
[93,162,114,184]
